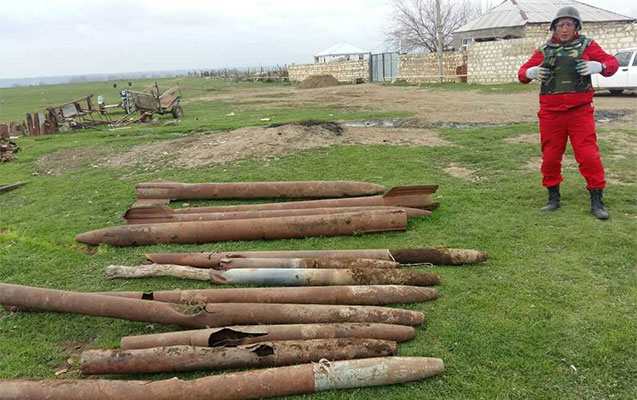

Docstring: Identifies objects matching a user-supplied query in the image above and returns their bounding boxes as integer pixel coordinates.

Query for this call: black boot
[541,186,560,212]
[589,189,609,220]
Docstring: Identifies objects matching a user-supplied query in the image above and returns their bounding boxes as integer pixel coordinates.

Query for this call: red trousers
[538,104,606,189]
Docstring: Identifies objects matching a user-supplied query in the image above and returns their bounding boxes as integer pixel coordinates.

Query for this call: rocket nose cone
[75,230,101,245]
[405,207,432,217]
[376,357,445,380]
[403,356,445,378]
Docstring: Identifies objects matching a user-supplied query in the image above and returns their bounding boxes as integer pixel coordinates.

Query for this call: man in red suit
[518,6,618,220]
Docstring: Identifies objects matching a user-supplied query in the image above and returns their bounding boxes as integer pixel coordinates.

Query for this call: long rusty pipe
[145,247,488,268]
[104,265,441,287]
[135,181,387,199]
[0,283,424,327]
[147,249,394,267]
[120,323,417,350]
[124,206,430,224]
[0,357,445,400]
[125,185,439,219]
[76,210,407,246]
[104,285,439,306]
[80,338,397,375]
[217,257,401,269]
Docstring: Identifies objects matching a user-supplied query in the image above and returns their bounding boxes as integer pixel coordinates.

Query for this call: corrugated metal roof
[315,43,369,57]
[456,0,635,33]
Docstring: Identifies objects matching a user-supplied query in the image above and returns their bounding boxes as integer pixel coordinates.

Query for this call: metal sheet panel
[456,0,635,33]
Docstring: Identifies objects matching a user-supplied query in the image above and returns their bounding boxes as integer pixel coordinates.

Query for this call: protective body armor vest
[540,36,592,95]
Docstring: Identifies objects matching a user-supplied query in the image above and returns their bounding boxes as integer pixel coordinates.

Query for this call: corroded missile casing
[80,338,397,375]
[104,265,440,287]
[135,181,387,200]
[0,357,445,400]
[120,323,417,350]
[124,206,430,224]
[208,268,441,287]
[76,210,407,246]
[104,285,439,306]
[127,185,438,218]
[144,247,488,268]
[0,283,424,327]
[146,249,395,268]
[218,257,401,269]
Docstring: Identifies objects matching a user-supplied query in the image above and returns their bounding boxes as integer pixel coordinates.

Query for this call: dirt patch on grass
[103,122,450,169]
[504,133,538,145]
[36,148,107,176]
[444,163,481,182]
[186,83,637,129]
[54,340,94,377]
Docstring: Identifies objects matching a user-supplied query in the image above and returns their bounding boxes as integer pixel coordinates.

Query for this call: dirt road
[190,83,636,126]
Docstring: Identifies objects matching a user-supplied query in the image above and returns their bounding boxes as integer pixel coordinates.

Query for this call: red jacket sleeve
[582,40,619,77]
[518,50,544,83]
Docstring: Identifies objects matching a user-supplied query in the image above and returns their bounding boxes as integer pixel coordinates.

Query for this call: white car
[592,47,637,95]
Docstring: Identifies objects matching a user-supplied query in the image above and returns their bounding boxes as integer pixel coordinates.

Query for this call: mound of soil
[103,123,450,170]
[298,75,340,90]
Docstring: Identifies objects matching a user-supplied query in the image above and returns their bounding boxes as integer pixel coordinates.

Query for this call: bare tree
[387,0,481,53]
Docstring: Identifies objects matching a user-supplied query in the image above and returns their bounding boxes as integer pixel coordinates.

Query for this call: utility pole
[435,0,444,83]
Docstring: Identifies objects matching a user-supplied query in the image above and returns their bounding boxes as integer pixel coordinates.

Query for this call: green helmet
[550,6,582,31]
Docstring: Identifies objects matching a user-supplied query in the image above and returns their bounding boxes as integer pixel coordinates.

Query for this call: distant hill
[0,70,191,89]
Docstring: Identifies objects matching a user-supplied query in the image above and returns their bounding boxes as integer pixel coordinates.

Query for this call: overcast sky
[0,0,635,79]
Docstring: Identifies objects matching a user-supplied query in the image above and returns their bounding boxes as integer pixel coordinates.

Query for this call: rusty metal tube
[209,268,440,287]
[76,210,407,246]
[80,338,397,375]
[145,247,488,268]
[105,266,440,287]
[120,323,417,350]
[0,283,424,327]
[146,249,395,268]
[135,181,387,199]
[218,257,400,269]
[126,186,438,220]
[105,264,212,281]
[391,248,489,265]
[124,206,430,224]
[103,285,439,306]
[0,357,445,400]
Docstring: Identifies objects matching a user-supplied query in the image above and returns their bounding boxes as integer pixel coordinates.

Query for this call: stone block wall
[288,60,369,83]
[398,52,466,83]
[468,21,637,84]
[467,37,540,84]
[526,22,637,54]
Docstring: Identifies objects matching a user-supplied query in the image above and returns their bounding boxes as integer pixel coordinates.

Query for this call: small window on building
[462,38,474,49]
[615,51,632,67]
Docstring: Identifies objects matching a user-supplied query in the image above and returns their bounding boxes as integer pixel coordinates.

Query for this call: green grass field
[0,78,636,399]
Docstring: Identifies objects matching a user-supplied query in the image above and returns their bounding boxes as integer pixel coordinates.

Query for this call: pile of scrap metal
[0,121,26,136]
[75,180,440,246]
[23,95,112,136]
[1,179,491,397]
[111,83,182,127]
[0,125,19,162]
[0,243,487,397]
